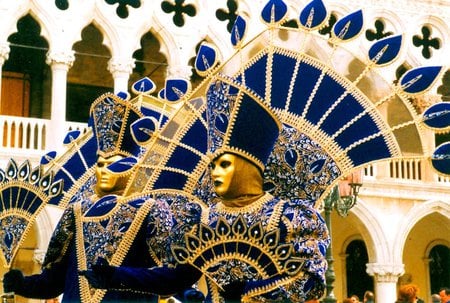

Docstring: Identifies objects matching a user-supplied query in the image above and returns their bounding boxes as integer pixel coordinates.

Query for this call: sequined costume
[79,193,328,302]
[78,83,330,302]
[201,193,329,302]
[2,92,180,302]
[176,65,330,301]
[13,193,172,302]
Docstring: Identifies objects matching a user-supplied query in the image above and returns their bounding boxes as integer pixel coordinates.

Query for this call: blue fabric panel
[346,136,392,166]
[261,0,288,24]
[242,55,268,99]
[423,102,450,129]
[180,119,208,154]
[78,136,98,166]
[2,187,42,214]
[52,135,97,195]
[141,107,168,125]
[200,247,214,265]
[84,196,117,217]
[269,54,297,110]
[153,171,187,190]
[48,136,97,205]
[165,147,201,173]
[334,114,380,149]
[121,110,143,156]
[320,95,365,135]
[299,0,327,28]
[305,74,345,124]
[333,10,363,41]
[288,63,322,115]
[54,161,78,192]
[401,66,442,94]
[26,192,41,214]
[128,198,145,208]
[0,190,8,211]
[229,94,279,165]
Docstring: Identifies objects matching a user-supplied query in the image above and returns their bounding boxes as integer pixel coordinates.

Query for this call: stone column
[108,57,135,94]
[46,51,75,151]
[367,263,404,303]
[0,43,10,108]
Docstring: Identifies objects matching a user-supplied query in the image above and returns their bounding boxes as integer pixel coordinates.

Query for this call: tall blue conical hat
[206,80,281,172]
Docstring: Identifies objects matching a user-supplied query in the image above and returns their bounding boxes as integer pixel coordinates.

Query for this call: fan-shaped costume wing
[0,159,63,268]
[128,0,443,207]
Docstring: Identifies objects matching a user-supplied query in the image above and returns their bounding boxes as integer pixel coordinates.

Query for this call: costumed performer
[2,93,175,303]
[79,81,329,302]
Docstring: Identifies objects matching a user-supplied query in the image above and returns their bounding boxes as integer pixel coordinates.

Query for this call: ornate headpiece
[206,80,282,172]
[125,0,445,204]
[190,0,444,205]
[89,92,144,159]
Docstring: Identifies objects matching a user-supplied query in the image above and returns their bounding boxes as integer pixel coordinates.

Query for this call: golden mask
[95,155,129,196]
[211,153,263,202]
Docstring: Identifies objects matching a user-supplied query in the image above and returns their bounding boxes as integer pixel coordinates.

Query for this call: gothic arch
[352,200,392,263]
[393,199,450,265]
[150,7,198,78]
[424,239,450,294]
[0,3,24,41]
[425,239,450,257]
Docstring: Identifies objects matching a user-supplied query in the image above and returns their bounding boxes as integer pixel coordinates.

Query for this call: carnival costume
[3,93,174,303]
[67,0,447,301]
[80,81,329,302]
[175,81,329,302]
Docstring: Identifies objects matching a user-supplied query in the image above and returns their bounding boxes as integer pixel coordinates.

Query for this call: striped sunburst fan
[0,159,63,268]
[126,0,444,207]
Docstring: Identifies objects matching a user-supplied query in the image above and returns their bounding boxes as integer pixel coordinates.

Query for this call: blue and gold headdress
[126,0,445,204]
[89,92,144,159]
[206,81,282,172]
[191,0,444,205]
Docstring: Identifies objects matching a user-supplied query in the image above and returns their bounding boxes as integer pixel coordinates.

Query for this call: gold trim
[75,196,154,302]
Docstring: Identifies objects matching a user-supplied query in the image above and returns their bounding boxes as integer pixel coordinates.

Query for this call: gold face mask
[211,153,263,202]
[95,155,129,196]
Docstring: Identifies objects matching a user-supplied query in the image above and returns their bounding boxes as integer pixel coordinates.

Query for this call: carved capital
[107,57,135,75]
[46,50,75,67]
[366,263,404,283]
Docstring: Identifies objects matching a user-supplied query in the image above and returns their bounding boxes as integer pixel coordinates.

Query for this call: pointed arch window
[429,244,450,294]
[346,240,373,299]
